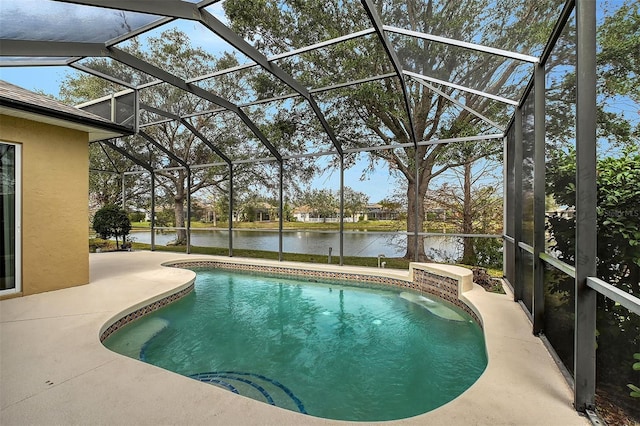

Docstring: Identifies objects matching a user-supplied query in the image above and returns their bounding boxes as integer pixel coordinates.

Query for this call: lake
[130,229,464,261]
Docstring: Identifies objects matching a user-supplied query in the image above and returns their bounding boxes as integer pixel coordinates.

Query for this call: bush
[128,211,145,222]
[93,204,131,249]
[473,237,503,269]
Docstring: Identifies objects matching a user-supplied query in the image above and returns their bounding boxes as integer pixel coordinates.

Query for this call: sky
[0,1,399,202]
[0,62,397,201]
[5,2,632,203]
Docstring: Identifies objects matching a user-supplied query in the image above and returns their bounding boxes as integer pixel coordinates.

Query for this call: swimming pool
[104,268,487,421]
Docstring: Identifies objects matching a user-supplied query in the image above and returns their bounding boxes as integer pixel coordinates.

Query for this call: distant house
[292,205,313,222]
[423,193,451,221]
[292,205,341,223]
[234,202,275,222]
[366,203,400,220]
[0,80,132,297]
[252,202,275,222]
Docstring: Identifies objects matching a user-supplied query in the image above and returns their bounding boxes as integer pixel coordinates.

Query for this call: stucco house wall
[1,114,89,295]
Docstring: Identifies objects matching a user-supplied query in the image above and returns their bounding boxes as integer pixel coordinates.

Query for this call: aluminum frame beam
[77,89,137,108]
[107,46,283,162]
[138,131,189,170]
[139,103,233,165]
[339,134,503,153]
[0,57,74,67]
[513,107,524,302]
[540,0,576,65]
[189,28,378,83]
[100,139,153,172]
[183,73,399,119]
[419,133,504,145]
[361,0,418,148]
[310,73,397,94]
[4,39,281,161]
[56,0,343,157]
[586,277,640,317]
[139,130,193,253]
[278,162,284,261]
[383,26,539,63]
[97,141,121,173]
[53,0,207,20]
[409,77,505,132]
[139,119,173,128]
[574,0,597,413]
[196,9,344,158]
[1,40,277,158]
[532,63,546,334]
[70,62,136,89]
[403,70,519,106]
[0,39,106,57]
[270,28,377,62]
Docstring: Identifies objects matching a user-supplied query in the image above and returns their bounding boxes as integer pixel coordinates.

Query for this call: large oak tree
[224,0,564,259]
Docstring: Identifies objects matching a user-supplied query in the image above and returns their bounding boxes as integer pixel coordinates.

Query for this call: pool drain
[189,371,307,414]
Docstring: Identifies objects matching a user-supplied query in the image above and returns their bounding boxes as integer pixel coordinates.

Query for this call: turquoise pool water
[104,269,487,421]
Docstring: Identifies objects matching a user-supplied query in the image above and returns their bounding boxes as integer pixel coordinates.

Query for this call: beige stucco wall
[1,114,89,295]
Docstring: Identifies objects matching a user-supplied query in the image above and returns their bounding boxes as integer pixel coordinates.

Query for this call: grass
[91,237,505,294]
[124,241,504,291]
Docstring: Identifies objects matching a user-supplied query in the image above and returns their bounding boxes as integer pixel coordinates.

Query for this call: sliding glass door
[1,142,20,295]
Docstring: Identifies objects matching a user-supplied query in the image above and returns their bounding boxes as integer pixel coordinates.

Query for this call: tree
[432,120,503,262]
[546,149,640,418]
[225,0,563,259]
[547,150,640,293]
[428,157,503,265]
[300,189,339,221]
[61,29,313,245]
[61,30,226,244]
[93,204,131,249]
[598,1,640,104]
[341,187,369,221]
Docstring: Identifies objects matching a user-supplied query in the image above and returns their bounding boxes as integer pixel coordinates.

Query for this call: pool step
[189,371,307,414]
[399,291,467,322]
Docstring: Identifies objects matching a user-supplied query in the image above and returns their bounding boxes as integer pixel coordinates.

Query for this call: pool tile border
[99,260,482,344]
[99,283,194,342]
[169,260,482,326]
[413,268,481,324]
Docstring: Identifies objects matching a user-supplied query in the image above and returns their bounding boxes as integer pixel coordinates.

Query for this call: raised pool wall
[100,258,481,342]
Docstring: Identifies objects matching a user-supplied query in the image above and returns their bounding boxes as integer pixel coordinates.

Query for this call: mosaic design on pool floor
[189,371,307,414]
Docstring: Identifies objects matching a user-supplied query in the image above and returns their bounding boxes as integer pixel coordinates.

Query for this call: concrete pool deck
[1,251,589,425]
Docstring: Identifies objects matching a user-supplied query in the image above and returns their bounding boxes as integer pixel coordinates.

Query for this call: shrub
[93,204,131,249]
[128,211,145,222]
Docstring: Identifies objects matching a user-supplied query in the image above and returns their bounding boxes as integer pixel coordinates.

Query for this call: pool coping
[0,251,589,425]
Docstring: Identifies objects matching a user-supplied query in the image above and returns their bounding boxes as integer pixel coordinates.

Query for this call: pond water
[130,229,463,260]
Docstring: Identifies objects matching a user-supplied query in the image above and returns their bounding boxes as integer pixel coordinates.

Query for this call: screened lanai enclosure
[1,0,639,422]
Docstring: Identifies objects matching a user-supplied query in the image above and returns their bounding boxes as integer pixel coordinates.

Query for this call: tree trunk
[174,194,187,245]
[405,179,429,261]
[170,170,188,245]
[461,161,476,264]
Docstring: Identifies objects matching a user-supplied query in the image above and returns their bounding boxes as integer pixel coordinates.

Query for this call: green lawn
[126,241,502,286]
[89,236,503,293]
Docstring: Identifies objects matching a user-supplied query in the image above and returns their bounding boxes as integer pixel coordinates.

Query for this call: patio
[1,251,587,425]
[1,0,639,422]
